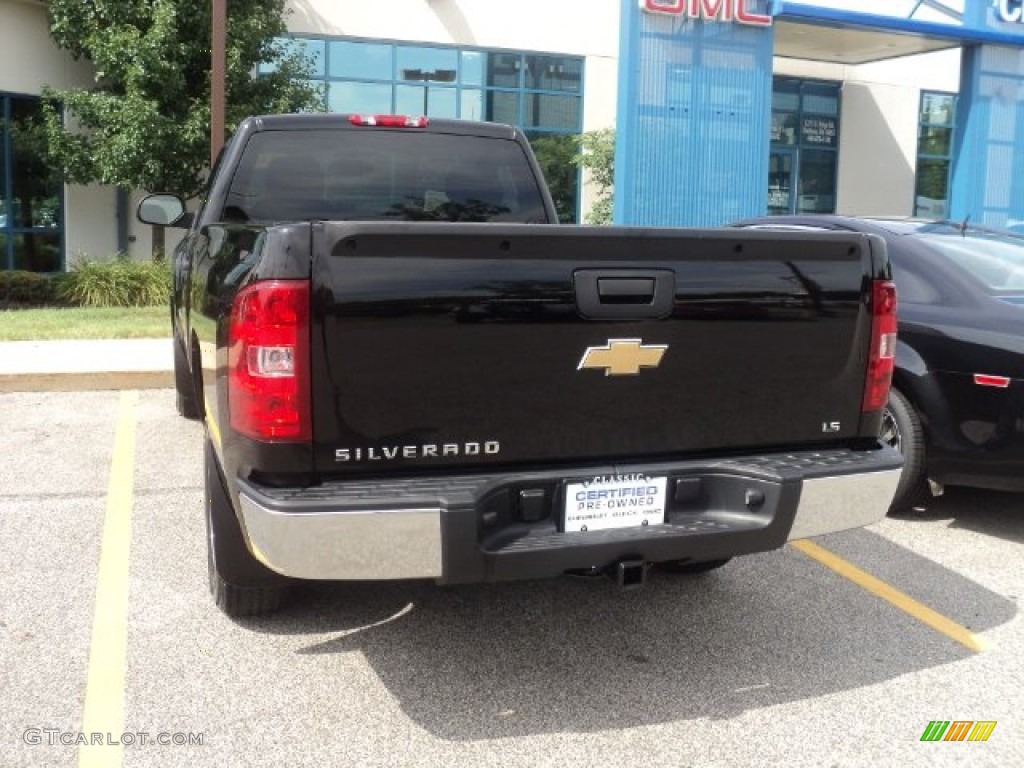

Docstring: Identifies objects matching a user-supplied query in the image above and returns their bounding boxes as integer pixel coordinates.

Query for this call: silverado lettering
[143,112,903,617]
[335,442,501,462]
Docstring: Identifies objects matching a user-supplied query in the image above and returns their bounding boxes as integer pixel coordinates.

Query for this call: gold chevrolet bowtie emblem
[578,339,668,376]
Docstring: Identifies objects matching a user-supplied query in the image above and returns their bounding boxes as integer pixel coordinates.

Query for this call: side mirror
[138,193,188,227]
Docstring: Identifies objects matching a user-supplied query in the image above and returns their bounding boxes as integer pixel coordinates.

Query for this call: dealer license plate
[563,475,668,533]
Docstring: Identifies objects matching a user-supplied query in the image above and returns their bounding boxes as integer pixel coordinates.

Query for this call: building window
[260,37,584,222]
[769,78,840,216]
[0,94,64,272]
[915,91,957,219]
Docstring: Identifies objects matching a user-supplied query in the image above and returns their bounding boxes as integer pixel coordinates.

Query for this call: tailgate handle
[598,277,655,304]
[575,269,674,319]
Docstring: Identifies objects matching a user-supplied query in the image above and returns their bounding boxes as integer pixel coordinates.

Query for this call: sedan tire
[882,388,931,514]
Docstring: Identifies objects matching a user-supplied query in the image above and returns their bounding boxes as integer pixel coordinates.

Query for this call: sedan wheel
[880,406,902,453]
[883,388,930,514]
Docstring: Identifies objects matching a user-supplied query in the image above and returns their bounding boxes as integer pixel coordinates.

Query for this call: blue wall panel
[951,44,1024,228]
[615,0,774,227]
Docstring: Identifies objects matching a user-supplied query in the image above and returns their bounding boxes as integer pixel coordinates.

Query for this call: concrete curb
[0,371,174,393]
[0,339,174,394]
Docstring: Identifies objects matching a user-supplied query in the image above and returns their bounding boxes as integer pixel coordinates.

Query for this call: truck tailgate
[310,223,882,474]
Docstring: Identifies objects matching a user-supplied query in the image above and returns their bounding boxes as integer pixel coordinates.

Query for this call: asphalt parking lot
[1,389,1021,767]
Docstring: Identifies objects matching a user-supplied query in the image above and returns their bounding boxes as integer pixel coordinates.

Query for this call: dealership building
[3,0,1024,269]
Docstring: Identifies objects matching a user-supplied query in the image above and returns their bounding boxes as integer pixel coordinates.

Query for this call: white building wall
[773,58,847,82]
[0,0,94,93]
[0,0,121,262]
[835,81,920,215]
[286,0,619,61]
[838,49,960,216]
[64,184,117,262]
[773,48,961,217]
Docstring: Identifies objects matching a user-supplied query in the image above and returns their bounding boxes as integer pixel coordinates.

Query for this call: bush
[0,270,62,308]
[60,256,172,308]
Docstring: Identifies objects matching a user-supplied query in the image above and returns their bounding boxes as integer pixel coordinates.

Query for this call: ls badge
[578,339,668,376]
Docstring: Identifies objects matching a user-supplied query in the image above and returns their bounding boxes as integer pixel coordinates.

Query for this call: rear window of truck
[221,129,550,224]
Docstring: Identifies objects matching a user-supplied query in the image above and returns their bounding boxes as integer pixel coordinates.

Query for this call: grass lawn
[0,306,171,341]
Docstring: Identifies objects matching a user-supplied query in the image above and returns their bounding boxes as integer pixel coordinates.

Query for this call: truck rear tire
[174,336,201,420]
[205,439,290,617]
[882,388,930,514]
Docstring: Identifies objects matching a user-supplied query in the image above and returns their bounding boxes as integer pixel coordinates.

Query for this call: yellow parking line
[791,539,986,653]
[79,391,138,768]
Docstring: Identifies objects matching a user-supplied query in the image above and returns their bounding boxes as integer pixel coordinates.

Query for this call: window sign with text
[800,116,837,147]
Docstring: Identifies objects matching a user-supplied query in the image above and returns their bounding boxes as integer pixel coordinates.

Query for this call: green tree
[529,134,579,224]
[41,0,322,231]
[575,128,614,225]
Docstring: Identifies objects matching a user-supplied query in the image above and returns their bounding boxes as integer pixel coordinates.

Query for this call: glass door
[768,148,796,215]
[770,78,840,218]
[797,148,837,214]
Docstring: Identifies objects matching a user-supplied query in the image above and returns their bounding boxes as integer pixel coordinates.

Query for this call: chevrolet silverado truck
[138,113,902,617]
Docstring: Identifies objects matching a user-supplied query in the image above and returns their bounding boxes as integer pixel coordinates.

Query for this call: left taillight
[228,280,311,441]
[862,279,897,413]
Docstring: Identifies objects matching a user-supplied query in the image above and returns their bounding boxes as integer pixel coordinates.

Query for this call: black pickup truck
[139,113,902,616]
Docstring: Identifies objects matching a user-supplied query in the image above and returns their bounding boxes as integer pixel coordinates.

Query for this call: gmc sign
[997,0,1024,24]
[640,0,773,27]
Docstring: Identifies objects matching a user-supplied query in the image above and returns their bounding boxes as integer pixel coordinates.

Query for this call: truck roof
[245,113,521,140]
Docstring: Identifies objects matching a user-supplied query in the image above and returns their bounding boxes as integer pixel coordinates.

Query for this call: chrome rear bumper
[235,445,902,581]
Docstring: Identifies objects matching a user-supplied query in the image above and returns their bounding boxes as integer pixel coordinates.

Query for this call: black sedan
[733,215,1024,513]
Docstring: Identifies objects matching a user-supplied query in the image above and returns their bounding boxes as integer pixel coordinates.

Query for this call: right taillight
[862,279,897,413]
[228,279,311,441]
